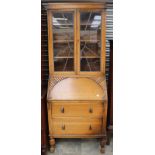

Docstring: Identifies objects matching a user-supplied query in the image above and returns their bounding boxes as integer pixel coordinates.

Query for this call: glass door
[79,11,102,72]
[52,11,75,72]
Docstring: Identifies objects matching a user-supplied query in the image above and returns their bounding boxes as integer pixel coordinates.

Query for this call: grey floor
[47,137,113,155]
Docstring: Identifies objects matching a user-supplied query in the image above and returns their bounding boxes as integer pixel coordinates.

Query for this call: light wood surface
[51,101,104,117]
[101,10,106,73]
[48,78,104,100]
[47,10,54,75]
[47,3,105,10]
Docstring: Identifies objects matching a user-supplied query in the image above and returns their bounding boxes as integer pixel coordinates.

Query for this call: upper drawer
[51,101,104,117]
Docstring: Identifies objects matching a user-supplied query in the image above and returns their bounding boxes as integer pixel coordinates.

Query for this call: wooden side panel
[103,100,108,131]
[47,102,52,135]
[101,10,106,74]
[47,10,54,75]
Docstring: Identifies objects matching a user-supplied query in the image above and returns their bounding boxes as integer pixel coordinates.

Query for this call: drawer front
[51,102,103,117]
[51,117,102,135]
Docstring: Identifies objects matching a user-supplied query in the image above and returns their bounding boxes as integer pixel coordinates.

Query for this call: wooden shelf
[53,40,74,43]
[54,56,99,59]
[81,40,100,42]
[81,56,100,58]
[53,40,100,43]
[53,23,101,26]
[54,56,73,59]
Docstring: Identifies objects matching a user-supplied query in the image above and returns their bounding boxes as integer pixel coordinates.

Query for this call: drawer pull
[62,125,65,130]
[89,125,92,130]
[60,107,64,113]
[89,108,93,113]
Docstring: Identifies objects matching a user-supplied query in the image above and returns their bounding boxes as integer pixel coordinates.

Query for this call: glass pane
[54,58,74,71]
[54,43,74,57]
[81,58,100,71]
[80,12,101,71]
[52,12,74,71]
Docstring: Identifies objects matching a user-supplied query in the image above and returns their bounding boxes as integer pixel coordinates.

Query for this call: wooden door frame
[77,8,106,76]
[47,9,77,76]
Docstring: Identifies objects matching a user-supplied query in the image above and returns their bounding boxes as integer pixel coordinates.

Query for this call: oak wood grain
[47,3,105,10]
[51,101,104,117]
[51,117,102,135]
[47,78,105,100]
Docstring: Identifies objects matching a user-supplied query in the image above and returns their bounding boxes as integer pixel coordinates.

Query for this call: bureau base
[47,77,108,153]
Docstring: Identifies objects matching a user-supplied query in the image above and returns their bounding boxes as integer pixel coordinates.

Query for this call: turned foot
[50,138,55,153]
[106,135,110,145]
[100,138,106,153]
[100,147,105,153]
[50,146,55,153]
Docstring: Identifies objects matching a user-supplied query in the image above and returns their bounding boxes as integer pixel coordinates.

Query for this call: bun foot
[100,138,106,153]
[106,136,110,145]
[49,138,56,153]
[50,147,55,153]
[100,147,105,153]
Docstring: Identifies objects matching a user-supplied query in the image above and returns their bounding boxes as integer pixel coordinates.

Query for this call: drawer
[51,102,104,117]
[51,117,102,135]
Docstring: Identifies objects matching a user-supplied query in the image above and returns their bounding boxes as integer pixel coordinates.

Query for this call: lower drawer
[51,117,102,135]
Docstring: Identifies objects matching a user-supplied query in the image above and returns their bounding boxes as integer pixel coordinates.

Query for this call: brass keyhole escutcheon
[89,125,92,130]
[89,108,93,113]
[62,125,65,130]
[61,107,64,113]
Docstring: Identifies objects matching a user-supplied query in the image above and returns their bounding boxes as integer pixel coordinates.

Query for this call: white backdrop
[0,0,155,155]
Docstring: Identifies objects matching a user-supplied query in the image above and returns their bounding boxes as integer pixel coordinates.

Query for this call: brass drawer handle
[89,125,92,130]
[60,107,64,113]
[62,124,65,130]
[89,108,93,113]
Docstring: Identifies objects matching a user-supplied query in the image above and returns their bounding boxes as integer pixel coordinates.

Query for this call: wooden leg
[106,135,110,145]
[50,138,55,153]
[100,138,106,153]
[106,131,110,145]
[41,145,46,155]
[106,127,113,145]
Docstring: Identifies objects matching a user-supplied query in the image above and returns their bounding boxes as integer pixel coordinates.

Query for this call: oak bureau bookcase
[46,3,108,153]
